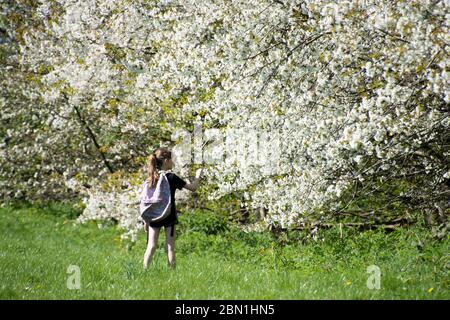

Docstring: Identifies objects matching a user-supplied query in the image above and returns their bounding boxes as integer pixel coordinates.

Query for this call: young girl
[143,147,202,270]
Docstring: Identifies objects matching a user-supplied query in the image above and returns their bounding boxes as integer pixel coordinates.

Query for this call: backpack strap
[157,169,172,175]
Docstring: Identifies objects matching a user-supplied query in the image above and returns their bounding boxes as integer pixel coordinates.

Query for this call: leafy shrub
[1,200,83,219]
[179,209,229,235]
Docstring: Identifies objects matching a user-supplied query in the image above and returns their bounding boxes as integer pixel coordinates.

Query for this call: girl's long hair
[147,147,172,187]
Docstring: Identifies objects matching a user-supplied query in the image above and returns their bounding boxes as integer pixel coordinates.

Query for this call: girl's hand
[195,168,203,179]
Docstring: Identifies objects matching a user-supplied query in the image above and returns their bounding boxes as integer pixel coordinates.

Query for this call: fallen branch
[284,216,414,232]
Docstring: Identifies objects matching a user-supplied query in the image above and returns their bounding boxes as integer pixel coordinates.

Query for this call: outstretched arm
[183,168,203,192]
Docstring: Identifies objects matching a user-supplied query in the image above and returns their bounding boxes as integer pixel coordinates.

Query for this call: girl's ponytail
[147,153,159,188]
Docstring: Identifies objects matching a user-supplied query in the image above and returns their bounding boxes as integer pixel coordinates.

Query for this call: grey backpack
[139,170,172,222]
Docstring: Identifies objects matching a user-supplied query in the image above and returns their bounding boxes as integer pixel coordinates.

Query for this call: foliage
[1,0,449,238]
[179,209,229,235]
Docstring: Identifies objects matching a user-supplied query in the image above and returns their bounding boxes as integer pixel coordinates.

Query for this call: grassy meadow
[0,203,448,299]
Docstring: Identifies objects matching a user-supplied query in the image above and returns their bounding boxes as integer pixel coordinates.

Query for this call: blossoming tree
[4,0,449,239]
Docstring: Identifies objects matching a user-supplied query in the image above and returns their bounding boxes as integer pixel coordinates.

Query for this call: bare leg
[165,225,176,269]
[143,226,161,270]
[144,221,149,244]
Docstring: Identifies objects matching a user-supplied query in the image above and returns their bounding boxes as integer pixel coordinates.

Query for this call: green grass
[0,204,448,299]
